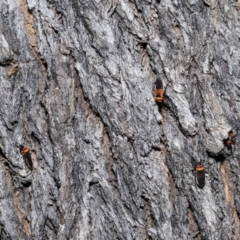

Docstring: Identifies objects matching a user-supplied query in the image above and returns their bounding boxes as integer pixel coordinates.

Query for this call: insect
[155,78,164,103]
[224,130,235,147]
[196,164,205,188]
[20,145,33,171]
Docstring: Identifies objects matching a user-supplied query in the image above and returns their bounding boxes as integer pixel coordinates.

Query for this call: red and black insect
[224,130,235,147]
[20,145,33,171]
[155,78,164,103]
[196,164,205,188]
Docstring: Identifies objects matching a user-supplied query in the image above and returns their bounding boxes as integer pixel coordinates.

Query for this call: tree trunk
[0,0,240,239]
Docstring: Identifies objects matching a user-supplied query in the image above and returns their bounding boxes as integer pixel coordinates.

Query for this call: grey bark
[0,0,240,239]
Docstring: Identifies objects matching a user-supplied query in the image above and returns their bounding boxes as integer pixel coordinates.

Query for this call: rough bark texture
[0,0,240,239]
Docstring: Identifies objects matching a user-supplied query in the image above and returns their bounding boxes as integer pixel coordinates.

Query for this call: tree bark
[0,0,240,239]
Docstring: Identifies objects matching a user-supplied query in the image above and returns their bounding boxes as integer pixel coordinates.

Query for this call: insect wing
[196,168,205,188]
[25,151,33,171]
[155,79,164,103]
[156,79,164,89]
